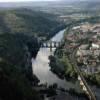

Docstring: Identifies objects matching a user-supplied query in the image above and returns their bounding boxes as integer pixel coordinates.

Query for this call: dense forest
[0,8,65,39]
[0,8,65,100]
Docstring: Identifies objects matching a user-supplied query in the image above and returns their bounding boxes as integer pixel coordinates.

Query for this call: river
[32,29,81,91]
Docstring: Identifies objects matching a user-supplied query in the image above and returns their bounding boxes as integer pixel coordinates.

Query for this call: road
[70,46,96,100]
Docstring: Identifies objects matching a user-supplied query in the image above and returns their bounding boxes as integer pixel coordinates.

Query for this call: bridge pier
[50,42,52,52]
[54,42,57,48]
[46,43,48,48]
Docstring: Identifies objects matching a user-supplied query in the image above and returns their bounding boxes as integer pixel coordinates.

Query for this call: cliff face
[0,34,40,100]
[23,39,40,85]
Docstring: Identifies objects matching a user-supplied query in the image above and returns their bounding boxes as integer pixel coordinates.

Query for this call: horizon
[0,0,99,3]
[0,0,60,2]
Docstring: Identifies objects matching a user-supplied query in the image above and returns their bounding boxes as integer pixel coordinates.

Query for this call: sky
[0,0,90,2]
[0,0,97,2]
[0,0,61,2]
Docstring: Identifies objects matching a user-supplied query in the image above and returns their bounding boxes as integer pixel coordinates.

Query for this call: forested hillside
[0,8,65,39]
[0,34,41,100]
[0,8,65,100]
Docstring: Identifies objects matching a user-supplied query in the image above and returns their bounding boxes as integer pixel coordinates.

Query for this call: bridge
[40,41,62,51]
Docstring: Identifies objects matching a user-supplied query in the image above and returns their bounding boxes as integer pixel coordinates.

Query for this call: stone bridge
[41,41,62,51]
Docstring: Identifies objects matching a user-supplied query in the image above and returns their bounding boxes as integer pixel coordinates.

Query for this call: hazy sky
[0,0,61,2]
[0,0,94,2]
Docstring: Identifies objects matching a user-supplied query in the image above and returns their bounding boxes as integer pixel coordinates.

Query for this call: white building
[91,43,99,49]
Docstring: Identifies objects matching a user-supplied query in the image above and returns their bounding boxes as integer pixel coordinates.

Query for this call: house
[72,26,81,30]
[91,43,99,49]
[76,50,91,57]
[79,44,88,50]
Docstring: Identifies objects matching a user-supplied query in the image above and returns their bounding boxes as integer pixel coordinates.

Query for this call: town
[66,23,100,74]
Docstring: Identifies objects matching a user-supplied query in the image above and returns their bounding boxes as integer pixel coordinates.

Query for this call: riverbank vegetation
[49,55,77,82]
[83,72,100,87]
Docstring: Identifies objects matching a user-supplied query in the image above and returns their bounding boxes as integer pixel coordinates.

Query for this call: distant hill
[73,1,100,9]
[0,8,64,39]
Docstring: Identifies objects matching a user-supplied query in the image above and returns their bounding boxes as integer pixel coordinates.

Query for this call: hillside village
[65,23,100,74]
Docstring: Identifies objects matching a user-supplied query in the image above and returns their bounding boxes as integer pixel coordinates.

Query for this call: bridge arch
[41,41,61,48]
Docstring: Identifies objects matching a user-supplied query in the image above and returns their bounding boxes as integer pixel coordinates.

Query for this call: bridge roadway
[71,47,96,100]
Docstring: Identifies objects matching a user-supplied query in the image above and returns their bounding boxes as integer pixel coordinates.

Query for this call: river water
[32,29,80,91]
